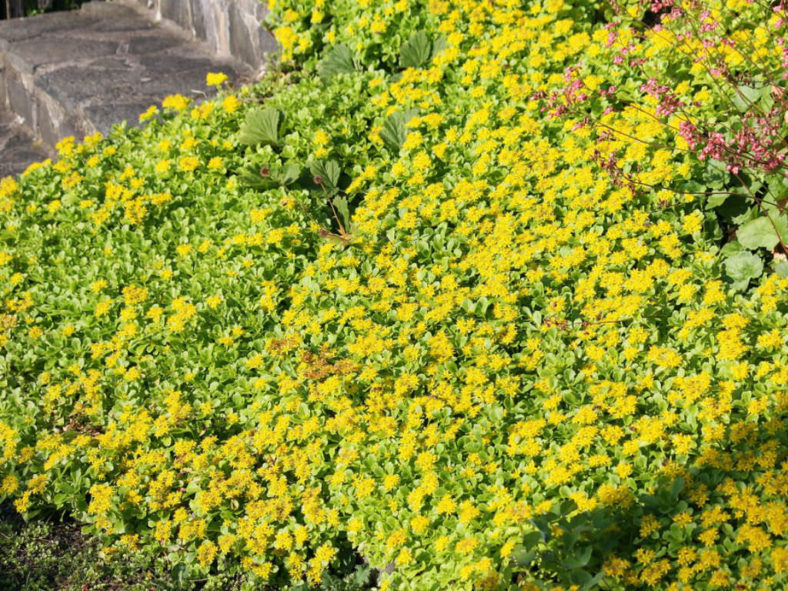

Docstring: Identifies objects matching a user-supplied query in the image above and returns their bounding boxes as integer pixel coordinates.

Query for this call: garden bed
[1,0,787,589]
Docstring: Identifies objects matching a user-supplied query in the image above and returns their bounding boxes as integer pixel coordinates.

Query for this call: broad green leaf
[732,84,762,112]
[380,109,419,152]
[430,36,447,59]
[521,530,543,547]
[332,195,352,232]
[737,216,781,250]
[400,31,432,68]
[669,477,685,499]
[309,160,341,190]
[775,260,788,278]
[563,545,592,570]
[706,192,728,209]
[239,165,271,188]
[274,161,301,186]
[719,240,744,258]
[716,195,750,222]
[702,159,728,189]
[725,251,763,283]
[318,44,356,80]
[512,547,536,567]
[238,107,283,147]
[764,204,788,245]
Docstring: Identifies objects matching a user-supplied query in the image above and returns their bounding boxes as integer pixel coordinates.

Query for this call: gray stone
[5,68,34,129]
[0,64,6,108]
[36,61,141,111]
[189,0,209,41]
[79,2,142,20]
[0,108,51,177]
[228,1,257,68]
[83,101,159,134]
[11,38,119,71]
[75,16,154,34]
[0,0,252,153]
[194,0,231,57]
[137,52,218,76]
[159,0,191,31]
[259,23,279,54]
[0,12,91,45]
[127,33,182,55]
[138,0,279,70]
[35,96,81,148]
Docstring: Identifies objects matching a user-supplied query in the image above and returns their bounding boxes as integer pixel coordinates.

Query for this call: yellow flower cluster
[0,0,787,589]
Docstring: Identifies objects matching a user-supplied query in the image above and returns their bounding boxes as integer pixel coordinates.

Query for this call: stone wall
[125,0,278,72]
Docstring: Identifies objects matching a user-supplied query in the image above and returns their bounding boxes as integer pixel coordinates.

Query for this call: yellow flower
[206,72,229,87]
[179,156,199,172]
[139,105,158,122]
[222,95,240,113]
[455,537,478,554]
[162,94,190,111]
[197,540,217,567]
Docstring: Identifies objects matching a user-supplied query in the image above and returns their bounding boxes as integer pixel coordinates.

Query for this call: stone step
[0,0,254,156]
[124,0,278,72]
[0,108,52,178]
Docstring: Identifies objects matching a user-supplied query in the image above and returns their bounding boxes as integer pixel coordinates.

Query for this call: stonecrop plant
[1,0,787,590]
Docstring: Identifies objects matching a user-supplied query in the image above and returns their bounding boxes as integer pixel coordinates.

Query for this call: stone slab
[83,100,163,133]
[5,67,33,128]
[0,1,251,148]
[0,108,51,178]
[0,11,90,46]
[124,0,279,70]
[159,0,192,31]
[127,32,182,54]
[11,37,120,72]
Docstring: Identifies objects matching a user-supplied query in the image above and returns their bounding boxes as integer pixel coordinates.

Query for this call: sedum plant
[1,1,787,590]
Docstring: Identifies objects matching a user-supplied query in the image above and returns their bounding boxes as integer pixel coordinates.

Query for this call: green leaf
[512,547,536,567]
[333,195,352,232]
[239,166,270,188]
[775,260,788,278]
[706,192,728,209]
[669,477,685,499]
[318,44,356,81]
[309,160,341,190]
[380,109,419,152]
[273,161,301,186]
[431,36,447,59]
[716,196,750,222]
[563,545,593,570]
[521,530,543,547]
[400,31,432,68]
[719,240,744,258]
[725,251,763,283]
[737,216,781,250]
[238,107,283,147]
[732,85,762,112]
[702,159,728,188]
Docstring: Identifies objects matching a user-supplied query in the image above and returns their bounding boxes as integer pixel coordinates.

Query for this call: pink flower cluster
[533,66,590,119]
[679,109,788,176]
[640,77,685,117]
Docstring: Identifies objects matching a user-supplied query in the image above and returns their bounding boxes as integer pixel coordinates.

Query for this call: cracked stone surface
[129,0,278,71]
[0,108,51,178]
[0,0,252,158]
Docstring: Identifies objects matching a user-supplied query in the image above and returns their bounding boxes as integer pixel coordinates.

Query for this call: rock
[0,0,250,156]
[0,108,51,177]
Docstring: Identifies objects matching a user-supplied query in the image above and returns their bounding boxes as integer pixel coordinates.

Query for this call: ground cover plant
[1,0,787,589]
